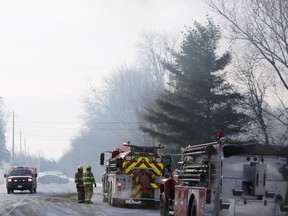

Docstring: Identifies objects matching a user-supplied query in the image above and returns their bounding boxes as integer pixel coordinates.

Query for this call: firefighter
[74,165,85,203]
[83,165,96,204]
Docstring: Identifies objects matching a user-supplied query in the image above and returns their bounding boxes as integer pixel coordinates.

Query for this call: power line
[8,121,144,124]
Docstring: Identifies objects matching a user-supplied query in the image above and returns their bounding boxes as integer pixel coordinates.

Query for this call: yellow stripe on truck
[124,156,164,176]
[124,161,136,174]
[150,183,158,189]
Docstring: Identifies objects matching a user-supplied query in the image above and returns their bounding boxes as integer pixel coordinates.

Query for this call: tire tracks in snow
[1,194,29,216]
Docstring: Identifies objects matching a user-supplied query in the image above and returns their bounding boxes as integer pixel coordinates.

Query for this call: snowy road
[0,179,159,216]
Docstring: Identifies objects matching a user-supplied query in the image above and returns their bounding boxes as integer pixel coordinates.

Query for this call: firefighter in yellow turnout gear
[74,165,85,203]
[83,165,96,204]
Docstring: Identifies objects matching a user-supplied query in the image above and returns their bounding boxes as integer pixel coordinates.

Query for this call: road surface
[0,180,159,216]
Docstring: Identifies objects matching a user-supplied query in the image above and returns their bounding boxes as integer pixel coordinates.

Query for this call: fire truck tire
[160,193,169,216]
[7,189,10,194]
[33,188,37,193]
[189,199,197,216]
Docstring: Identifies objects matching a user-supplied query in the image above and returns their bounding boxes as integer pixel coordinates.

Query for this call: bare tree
[59,31,181,178]
[208,0,288,91]
[136,31,180,92]
[234,51,275,144]
[0,99,11,163]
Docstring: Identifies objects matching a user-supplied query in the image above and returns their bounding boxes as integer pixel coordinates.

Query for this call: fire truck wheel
[108,183,120,206]
[7,189,10,194]
[33,188,37,193]
[160,193,169,216]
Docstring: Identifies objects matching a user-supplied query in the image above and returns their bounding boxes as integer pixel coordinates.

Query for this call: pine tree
[140,19,249,148]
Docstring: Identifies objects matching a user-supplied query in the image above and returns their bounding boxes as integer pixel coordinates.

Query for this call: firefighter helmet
[78,165,83,170]
[86,165,92,170]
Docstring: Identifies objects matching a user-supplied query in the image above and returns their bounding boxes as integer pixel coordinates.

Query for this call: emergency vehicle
[4,166,38,194]
[160,133,288,216]
[100,141,171,207]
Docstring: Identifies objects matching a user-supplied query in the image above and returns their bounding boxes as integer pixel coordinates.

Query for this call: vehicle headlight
[28,178,33,182]
[8,178,12,182]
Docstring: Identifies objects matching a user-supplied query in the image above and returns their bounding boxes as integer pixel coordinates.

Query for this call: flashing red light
[117,182,122,191]
[123,141,131,147]
[218,131,224,139]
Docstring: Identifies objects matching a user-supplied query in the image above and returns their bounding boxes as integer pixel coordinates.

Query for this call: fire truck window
[133,146,156,154]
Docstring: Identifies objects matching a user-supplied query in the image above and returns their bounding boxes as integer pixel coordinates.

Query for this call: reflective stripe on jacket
[74,171,84,186]
[83,171,95,186]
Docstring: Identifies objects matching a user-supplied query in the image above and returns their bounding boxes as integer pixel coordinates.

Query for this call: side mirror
[4,174,6,178]
[100,153,105,166]
[35,173,38,178]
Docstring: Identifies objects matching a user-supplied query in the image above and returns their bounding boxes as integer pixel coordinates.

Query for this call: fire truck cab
[160,135,288,216]
[100,141,170,207]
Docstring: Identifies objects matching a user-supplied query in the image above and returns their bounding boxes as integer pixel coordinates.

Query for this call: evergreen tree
[140,19,249,148]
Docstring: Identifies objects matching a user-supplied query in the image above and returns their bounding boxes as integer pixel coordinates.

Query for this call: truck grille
[11,178,29,182]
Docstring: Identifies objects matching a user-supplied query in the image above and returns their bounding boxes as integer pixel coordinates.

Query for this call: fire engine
[160,132,288,216]
[100,141,171,207]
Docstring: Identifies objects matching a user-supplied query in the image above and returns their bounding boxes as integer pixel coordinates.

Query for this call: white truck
[160,133,288,215]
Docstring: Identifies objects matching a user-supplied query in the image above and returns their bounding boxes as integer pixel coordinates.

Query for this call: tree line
[60,1,288,178]
[1,1,287,177]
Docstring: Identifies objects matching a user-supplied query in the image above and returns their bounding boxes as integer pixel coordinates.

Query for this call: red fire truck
[160,133,288,216]
[100,141,171,207]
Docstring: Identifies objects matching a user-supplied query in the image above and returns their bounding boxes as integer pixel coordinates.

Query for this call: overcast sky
[0,0,209,161]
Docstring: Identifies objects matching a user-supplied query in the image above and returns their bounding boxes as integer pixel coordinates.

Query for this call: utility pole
[20,131,22,155]
[12,111,15,164]
[20,131,22,165]
[24,137,27,166]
